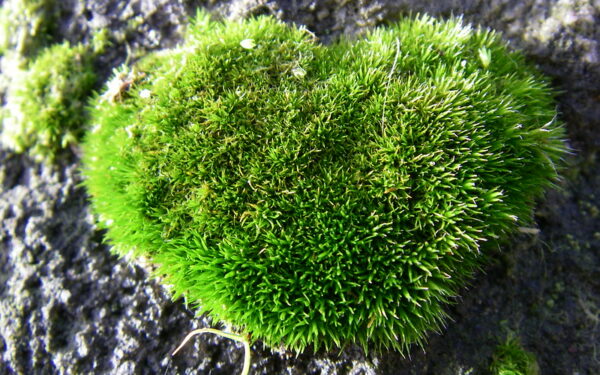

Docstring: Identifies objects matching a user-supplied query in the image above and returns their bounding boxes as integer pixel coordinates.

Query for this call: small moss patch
[490,337,540,375]
[0,0,58,58]
[82,14,566,352]
[0,41,96,161]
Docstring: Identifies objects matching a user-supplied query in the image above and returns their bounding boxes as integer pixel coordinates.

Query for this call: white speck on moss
[125,125,135,138]
[139,89,151,99]
[240,38,256,49]
[292,67,306,78]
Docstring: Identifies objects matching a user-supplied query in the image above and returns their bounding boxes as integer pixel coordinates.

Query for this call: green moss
[0,0,58,58]
[490,337,540,375]
[82,14,567,352]
[0,41,96,161]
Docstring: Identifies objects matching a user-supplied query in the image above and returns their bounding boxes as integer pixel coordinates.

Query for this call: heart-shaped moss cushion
[83,13,566,352]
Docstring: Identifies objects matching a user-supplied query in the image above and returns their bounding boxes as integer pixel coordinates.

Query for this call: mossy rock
[82,14,566,352]
[1,41,96,161]
[0,0,59,58]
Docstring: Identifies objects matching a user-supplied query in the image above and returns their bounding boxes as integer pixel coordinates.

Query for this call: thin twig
[381,38,401,135]
[172,328,252,375]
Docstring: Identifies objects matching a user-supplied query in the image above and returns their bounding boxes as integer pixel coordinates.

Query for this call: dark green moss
[82,14,567,352]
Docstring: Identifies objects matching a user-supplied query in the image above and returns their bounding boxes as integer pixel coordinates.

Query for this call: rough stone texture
[0,0,599,374]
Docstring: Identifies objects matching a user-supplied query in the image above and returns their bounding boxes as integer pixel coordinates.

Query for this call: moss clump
[0,41,97,161]
[490,337,540,375]
[0,0,58,58]
[82,14,566,352]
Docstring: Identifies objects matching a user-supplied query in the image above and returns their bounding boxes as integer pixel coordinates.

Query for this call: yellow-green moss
[490,337,540,375]
[0,0,58,58]
[1,41,96,161]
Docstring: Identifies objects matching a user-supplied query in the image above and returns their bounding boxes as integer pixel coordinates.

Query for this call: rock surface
[0,0,598,374]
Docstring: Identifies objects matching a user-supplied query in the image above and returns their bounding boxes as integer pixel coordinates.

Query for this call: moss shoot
[0,41,97,161]
[82,14,566,352]
[490,337,540,375]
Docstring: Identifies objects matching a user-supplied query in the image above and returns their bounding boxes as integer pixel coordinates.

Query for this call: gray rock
[1,0,599,374]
